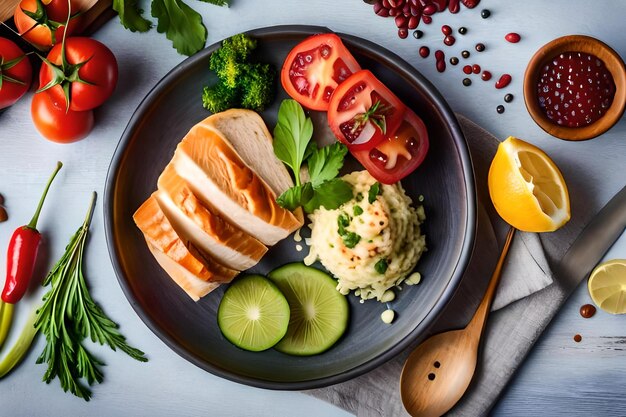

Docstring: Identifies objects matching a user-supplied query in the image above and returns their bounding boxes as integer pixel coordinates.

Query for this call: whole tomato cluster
[0,0,118,143]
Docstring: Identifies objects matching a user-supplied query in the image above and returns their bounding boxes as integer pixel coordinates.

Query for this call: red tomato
[39,37,118,111]
[328,71,429,184]
[31,92,94,143]
[327,70,406,151]
[14,0,82,48]
[0,38,32,109]
[281,33,361,111]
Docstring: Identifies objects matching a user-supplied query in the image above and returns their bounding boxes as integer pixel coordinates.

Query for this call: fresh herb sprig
[273,100,353,213]
[113,0,230,56]
[34,192,147,401]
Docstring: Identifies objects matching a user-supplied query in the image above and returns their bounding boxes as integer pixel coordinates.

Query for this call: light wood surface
[0,1,625,416]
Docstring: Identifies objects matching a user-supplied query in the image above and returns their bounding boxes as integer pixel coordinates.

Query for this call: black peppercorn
[481,9,491,18]
[461,50,470,59]
[449,56,459,65]
[475,43,485,52]
[462,78,472,86]
[496,105,505,113]
[413,30,424,39]
[504,93,514,103]
[458,27,467,35]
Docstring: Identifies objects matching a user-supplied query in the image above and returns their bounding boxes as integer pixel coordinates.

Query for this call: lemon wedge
[488,136,570,232]
[588,259,626,315]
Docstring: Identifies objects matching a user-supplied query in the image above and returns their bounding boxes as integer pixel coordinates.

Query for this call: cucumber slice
[268,263,349,356]
[217,275,290,352]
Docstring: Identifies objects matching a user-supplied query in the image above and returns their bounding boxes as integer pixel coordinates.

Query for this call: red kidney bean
[410,0,419,5]
[403,3,411,14]
[422,15,432,23]
[462,65,472,74]
[444,35,455,46]
[481,70,492,81]
[398,28,409,38]
[389,7,400,16]
[376,7,390,16]
[436,61,446,73]
[388,0,399,7]
[448,0,460,13]
[395,15,408,28]
[432,0,447,11]
[505,32,521,43]
[495,74,512,89]
[408,15,419,29]
[423,4,437,15]
[383,0,391,8]
[410,5,421,15]
[472,64,481,74]
[461,0,480,8]
[441,24,452,35]
[419,46,430,58]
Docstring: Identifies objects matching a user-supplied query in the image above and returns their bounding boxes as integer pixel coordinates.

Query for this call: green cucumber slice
[268,263,349,356]
[217,275,290,352]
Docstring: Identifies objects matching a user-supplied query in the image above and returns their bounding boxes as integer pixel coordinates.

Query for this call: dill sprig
[34,192,147,401]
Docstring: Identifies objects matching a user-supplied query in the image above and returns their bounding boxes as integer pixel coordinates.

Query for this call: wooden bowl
[524,35,626,141]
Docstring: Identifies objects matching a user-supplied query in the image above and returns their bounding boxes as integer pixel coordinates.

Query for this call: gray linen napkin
[306,115,586,416]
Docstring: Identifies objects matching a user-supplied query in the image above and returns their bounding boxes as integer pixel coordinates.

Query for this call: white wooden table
[1,1,625,415]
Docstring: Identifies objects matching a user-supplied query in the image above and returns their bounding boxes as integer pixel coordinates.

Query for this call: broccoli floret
[239,63,276,112]
[209,34,258,88]
[202,82,238,114]
[203,34,276,112]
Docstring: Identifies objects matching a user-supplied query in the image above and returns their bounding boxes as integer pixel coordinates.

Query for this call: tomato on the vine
[39,37,118,111]
[14,0,82,48]
[31,92,94,143]
[328,70,429,184]
[0,38,32,110]
[281,33,361,111]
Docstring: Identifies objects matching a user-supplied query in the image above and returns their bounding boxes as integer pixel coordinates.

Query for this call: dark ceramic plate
[104,25,475,390]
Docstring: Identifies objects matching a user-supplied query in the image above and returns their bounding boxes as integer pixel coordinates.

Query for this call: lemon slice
[488,136,570,232]
[588,259,626,314]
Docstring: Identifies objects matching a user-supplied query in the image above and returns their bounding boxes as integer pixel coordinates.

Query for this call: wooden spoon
[400,226,516,417]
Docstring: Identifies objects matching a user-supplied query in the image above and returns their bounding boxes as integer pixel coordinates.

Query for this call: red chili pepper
[1,162,62,304]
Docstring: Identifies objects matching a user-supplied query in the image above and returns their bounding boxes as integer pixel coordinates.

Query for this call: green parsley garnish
[342,232,361,249]
[353,205,364,216]
[374,259,389,274]
[368,182,381,204]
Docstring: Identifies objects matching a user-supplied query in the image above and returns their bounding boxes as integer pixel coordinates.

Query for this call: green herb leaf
[34,193,147,401]
[112,0,152,32]
[342,232,361,249]
[198,0,230,5]
[374,258,389,274]
[276,183,314,211]
[273,100,313,186]
[368,182,381,204]
[307,142,348,187]
[151,0,207,56]
[304,179,353,213]
[353,205,364,216]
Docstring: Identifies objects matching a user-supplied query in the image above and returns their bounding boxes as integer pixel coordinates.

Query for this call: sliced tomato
[351,110,429,184]
[327,70,407,152]
[281,33,361,111]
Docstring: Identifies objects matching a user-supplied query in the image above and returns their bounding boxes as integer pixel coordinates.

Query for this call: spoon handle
[466,226,516,335]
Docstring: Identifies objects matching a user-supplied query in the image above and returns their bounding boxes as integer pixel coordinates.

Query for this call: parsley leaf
[273,99,314,186]
[342,232,361,249]
[199,0,230,5]
[368,182,381,204]
[112,0,152,32]
[151,0,207,56]
[307,142,349,187]
[303,179,353,213]
[374,258,389,274]
[276,183,314,211]
[273,99,352,214]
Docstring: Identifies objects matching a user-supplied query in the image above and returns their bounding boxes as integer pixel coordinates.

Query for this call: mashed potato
[304,170,426,301]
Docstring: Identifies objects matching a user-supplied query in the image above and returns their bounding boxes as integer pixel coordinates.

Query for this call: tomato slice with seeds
[328,70,407,152]
[281,33,361,111]
[328,70,429,184]
[351,111,429,184]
